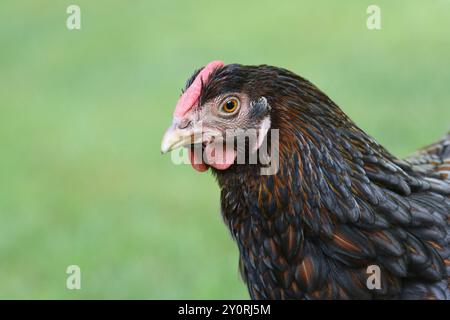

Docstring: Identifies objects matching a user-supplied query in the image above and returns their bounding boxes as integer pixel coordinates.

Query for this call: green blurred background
[0,1,449,299]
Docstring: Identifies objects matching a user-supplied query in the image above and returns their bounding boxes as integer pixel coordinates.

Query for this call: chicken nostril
[178,119,191,129]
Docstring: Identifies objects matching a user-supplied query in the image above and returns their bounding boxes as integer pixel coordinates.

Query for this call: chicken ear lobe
[252,97,272,153]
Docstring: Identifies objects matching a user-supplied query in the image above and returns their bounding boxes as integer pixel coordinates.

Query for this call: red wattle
[188,149,208,172]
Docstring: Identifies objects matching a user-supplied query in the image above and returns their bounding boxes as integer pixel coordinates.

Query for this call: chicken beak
[161,123,202,154]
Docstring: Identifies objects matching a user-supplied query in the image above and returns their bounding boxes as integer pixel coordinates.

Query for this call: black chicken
[161,61,450,299]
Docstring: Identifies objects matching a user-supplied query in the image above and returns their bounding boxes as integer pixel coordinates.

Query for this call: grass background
[0,1,449,299]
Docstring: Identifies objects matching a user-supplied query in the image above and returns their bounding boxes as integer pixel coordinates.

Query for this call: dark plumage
[162,63,450,299]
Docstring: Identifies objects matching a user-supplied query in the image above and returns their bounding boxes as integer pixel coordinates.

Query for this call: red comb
[174,60,225,118]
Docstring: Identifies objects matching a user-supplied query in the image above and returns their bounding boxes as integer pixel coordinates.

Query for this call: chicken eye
[221,98,239,114]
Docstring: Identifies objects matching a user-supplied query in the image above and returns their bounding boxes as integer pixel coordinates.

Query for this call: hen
[161,61,450,299]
